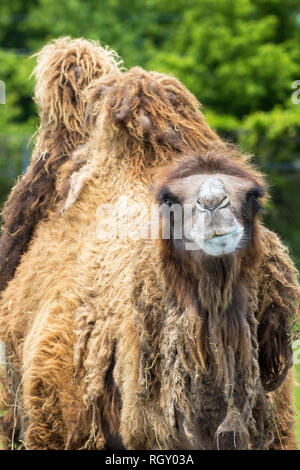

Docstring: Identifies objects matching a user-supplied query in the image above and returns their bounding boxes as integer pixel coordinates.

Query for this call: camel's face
[157,173,263,257]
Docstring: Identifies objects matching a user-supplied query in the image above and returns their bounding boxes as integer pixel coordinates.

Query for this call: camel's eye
[157,186,178,206]
[163,196,175,207]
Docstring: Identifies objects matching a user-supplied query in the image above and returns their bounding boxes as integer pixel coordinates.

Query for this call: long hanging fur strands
[0,37,122,292]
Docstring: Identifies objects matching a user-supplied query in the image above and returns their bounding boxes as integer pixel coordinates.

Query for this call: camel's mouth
[184,226,243,256]
[202,226,244,256]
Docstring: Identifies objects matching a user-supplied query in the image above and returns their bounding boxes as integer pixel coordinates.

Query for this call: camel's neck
[159,242,243,316]
[159,248,272,448]
[135,240,273,449]
[196,255,241,314]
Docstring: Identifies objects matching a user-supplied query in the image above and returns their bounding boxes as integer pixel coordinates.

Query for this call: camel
[0,54,299,450]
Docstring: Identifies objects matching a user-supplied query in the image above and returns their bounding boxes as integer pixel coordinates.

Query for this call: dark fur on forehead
[167,148,265,187]
[155,146,267,203]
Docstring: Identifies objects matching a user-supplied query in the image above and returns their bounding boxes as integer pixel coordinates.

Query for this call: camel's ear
[257,229,300,392]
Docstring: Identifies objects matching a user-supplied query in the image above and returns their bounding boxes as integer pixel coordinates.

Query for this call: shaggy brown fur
[0,37,121,293]
[0,65,299,450]
[56,65,224,208]
[257,229,300,449]
[148,152,299,449]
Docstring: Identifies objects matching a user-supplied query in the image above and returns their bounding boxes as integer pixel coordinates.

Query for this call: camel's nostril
[197,195,229,212]
[197,178,228,212]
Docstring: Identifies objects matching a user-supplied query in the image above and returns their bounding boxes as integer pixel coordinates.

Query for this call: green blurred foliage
[0,0,300,268]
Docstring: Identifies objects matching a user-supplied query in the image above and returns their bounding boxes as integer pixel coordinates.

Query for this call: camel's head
[156,148,266,259]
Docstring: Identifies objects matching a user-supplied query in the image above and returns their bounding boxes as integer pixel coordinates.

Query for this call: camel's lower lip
[205,228,242,243]
[184,230,240,245]
[183,227,243,254]
[206,233,232,243]
[207,233,231,241]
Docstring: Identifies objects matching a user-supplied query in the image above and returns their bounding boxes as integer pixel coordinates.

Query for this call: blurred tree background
[0,0,300,444]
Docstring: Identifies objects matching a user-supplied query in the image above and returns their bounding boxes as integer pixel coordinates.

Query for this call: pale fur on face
[159,173,260,257]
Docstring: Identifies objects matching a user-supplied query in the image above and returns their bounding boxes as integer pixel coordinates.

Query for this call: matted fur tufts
[59,67,224,211]
[0,37,121,292]
[33,36,122,146]
[85,66,222,156]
